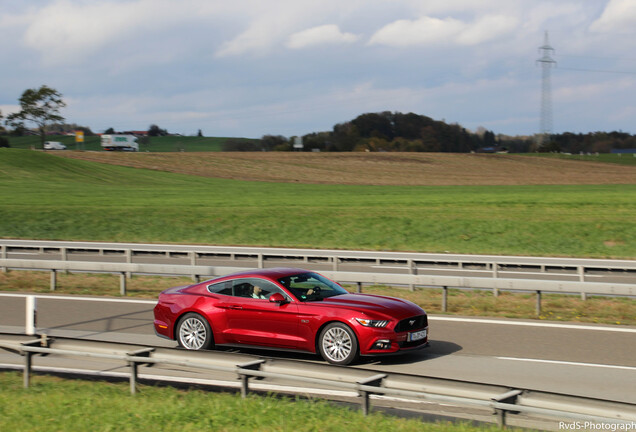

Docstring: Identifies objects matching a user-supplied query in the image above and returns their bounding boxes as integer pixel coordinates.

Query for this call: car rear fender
[172,303,214,341]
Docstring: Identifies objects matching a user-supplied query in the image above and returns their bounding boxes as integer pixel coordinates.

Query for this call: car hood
[313,293,424,319]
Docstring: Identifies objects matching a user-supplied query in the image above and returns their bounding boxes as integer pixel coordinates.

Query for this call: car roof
[225,267,309,279]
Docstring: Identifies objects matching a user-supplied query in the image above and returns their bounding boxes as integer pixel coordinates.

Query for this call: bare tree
[7,85,66,149]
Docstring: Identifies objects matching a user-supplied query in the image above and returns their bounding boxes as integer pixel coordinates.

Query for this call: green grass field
[1,148,635,258]
[1,135,258,152]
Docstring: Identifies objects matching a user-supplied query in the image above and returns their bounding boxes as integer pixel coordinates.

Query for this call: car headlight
[355,318,389,328]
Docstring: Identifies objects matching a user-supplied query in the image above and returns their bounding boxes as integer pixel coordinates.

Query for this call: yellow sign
[75,131,84,143]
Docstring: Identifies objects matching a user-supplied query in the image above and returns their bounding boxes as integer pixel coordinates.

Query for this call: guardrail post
[237,360,265,398]
[1,244,7,272]
[257,254,264,269]
[492,263,499,297]
[125,249,132,279]
[129,360,139,395]
[579,266,587,300]
[23,351,33,388]
[50,269,57,291]
[120,272,127,296]
[61,247,69,274]
[190,252,197,281]
[25,296,37,335]
[127,348,154,395]
[442,286,448,312]
[536,291,542,316]
[491,389,522,428]
[408,259,416,291]
[357,282,362,293]
[20,336,50,388]
[332,256,339,272]
[357,374,386,416]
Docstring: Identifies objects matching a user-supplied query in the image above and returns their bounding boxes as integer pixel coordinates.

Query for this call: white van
[44,141,66,150]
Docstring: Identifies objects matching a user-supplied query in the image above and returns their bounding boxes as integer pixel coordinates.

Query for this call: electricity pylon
[536,31,556,149]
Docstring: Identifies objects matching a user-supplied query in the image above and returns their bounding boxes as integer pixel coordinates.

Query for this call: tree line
[250,111,636,154]
[3,86,635,153]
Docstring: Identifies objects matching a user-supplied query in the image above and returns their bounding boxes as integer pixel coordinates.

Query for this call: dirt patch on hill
[53,151,636,186]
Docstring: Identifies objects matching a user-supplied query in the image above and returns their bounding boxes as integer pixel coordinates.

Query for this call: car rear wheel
[176,313,213,350]
[318,322,358,365]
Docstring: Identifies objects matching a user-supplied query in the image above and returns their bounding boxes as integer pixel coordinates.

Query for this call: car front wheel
[318,322,358,365]
[176,313,213,350]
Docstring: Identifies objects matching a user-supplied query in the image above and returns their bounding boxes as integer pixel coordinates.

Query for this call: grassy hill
[1,148,634,258]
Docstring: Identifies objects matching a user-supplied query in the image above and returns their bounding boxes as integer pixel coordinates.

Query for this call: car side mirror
[269,293,287,304]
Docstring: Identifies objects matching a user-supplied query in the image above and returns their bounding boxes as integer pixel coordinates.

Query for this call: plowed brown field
[53,151,636,186]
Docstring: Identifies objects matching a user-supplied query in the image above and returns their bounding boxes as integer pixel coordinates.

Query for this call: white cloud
[455,15,517,45]
[213,0,354,57]
[286,25,359,49]
[21,0,205,64]
[369,14,516,48]
[215,18,289,57]
[23,1,141,63]
[369,16,464,47]
[590,0,636,33]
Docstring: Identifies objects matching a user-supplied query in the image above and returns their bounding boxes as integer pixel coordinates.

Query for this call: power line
[557,66,636,75]
[557,54,636,62]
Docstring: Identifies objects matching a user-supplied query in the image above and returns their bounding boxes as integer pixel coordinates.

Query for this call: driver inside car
[251,285,267,299]
[297,286,320,300]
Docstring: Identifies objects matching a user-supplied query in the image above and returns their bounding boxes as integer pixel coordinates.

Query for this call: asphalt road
[1,294,634,404]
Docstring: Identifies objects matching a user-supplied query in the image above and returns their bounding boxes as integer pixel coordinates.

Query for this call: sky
[1,0,636,139]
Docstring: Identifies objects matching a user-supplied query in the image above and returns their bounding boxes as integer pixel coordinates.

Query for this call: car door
[224,278,300,349]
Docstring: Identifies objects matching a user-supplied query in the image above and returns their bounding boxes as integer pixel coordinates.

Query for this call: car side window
[231,278,286,300]
[207,281,232,296]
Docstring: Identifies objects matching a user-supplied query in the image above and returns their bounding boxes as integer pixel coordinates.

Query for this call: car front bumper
[358,325,429,355]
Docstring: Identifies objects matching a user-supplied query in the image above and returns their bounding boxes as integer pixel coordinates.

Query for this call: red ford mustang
[153,267,428,365]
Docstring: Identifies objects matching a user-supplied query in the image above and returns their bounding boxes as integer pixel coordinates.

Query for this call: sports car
[153,267,428,365]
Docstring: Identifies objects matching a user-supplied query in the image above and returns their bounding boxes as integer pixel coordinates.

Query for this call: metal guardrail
[1,335,635,428]
[3,240,636,272]
[2,239,635,315]
[1,256,635,316]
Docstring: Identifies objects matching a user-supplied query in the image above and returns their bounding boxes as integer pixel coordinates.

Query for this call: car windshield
[278,272,348,302]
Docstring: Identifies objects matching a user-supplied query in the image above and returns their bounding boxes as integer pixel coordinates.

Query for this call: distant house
[123,131,149,136]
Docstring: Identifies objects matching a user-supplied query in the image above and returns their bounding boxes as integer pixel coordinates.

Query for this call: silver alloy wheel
[179,316,207,350]
[321,326,353,362]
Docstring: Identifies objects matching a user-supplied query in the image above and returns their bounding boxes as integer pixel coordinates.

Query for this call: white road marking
[428,316,636,333]
[497,356,636,371]
[0,292,156,305]
[1,294,633,332]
